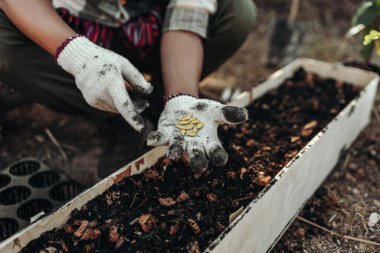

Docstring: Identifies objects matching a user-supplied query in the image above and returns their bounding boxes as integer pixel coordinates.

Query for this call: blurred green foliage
[352,0,380,61]
[363,30,380,45]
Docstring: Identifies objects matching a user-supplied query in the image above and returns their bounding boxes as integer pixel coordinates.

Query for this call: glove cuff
[165,94,198,109]
[56,36,101,76]
[163,92,197,103]
[55,34,85,59]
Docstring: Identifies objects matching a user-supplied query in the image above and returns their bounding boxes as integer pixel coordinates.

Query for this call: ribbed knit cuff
[165,94,198,109]
[163,93,197,103]
[56,36,101,75]
[55,34,85,60]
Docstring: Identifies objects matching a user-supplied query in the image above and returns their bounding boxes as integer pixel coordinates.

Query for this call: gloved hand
[147,95,248,178]
[57,35,153,132]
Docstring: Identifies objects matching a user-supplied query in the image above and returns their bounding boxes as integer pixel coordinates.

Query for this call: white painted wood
[1,59,378,253]
[206,76,378,253]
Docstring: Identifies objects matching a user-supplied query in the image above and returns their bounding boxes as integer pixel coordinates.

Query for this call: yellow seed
[189,117,197,121]
[179,114,192,121]
[179,120,190,125]
[180,129,186,136]
[191,119,200,124]
[175,124,194,130]
[195,122,204,129]
[186,132,197,137]
[190,127,198,133]
[189,128,198,133]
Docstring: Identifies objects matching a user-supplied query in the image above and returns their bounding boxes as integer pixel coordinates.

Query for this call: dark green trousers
[0,0,256,120]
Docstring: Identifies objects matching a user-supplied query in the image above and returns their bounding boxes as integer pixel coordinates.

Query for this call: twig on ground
[129,192,137,208]
[341,154,351,170]
[328,213,338,223]
[60,143,79,152]
[356,212,369,234]
[138,198,148,208]
[44,128,68,162]
[296,216,380,247]
[348,214,355,235]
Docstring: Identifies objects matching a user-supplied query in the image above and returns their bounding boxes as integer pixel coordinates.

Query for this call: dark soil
[20,68,361,253]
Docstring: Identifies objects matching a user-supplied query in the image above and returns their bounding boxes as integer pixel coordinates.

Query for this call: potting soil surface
[20,68,361,253]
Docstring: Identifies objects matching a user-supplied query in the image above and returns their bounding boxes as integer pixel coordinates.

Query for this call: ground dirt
[1,0,379,252]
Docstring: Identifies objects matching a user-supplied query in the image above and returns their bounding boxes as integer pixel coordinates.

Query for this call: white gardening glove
[147,95,248,178]
[57,36,153,132]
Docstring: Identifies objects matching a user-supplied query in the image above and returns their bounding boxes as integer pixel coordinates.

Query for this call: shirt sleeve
[163,0,218,38]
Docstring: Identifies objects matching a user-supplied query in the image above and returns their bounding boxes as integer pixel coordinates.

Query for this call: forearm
[160,31,204,97]
[0,0,76,55]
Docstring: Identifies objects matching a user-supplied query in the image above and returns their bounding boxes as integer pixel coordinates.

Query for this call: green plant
[363,29,380,45]
[363,29,380,57]
[352,0,380,62]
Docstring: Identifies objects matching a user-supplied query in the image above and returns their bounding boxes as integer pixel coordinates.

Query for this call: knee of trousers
[0,34,12,76]
[0,12,15,76]
[210,0,257,50]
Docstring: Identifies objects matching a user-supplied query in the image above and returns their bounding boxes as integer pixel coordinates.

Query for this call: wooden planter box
[1,59,378,253]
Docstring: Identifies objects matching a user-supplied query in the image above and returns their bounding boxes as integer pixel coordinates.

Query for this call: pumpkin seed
[195,122,204,129]
[175,124,194,130]
[186,132,197,137]
[176,114,204,137]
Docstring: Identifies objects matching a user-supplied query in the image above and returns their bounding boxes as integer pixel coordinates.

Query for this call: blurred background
[202,0,364,92]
